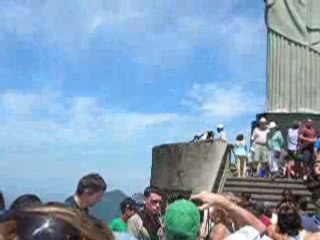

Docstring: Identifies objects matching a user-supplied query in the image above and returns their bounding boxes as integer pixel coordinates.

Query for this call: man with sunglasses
[138,186,163,240]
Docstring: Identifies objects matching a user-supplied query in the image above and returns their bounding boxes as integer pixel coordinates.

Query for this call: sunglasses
[150,199,162,205]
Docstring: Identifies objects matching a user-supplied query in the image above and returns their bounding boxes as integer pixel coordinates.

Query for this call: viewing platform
[150,141,319,211]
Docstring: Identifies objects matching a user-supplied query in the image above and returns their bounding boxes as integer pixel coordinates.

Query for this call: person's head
[305,119,313,129]
[269,121,280,132]
[217,124,224,133]
[279,189,294,205]
[259,117,268,129]
[13,203,115,240]
[210,207,233,228]
[277,203,302,237]
[236,134,244,141]
[292,120,299,129]
[120,198,137,220]
[76,173,107,207]
[165,200,200,240]
[207,131,214,139]
[240,192,251,202]
[10,194,42,210]
[143,186,163,215]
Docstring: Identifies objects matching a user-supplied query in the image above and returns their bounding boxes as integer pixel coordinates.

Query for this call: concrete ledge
[150,141,228,193]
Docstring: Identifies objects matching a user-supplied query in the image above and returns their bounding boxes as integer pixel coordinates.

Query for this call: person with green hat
[165,199,201,240]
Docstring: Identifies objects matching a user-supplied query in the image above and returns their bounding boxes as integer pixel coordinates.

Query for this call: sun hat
[268,121,277,129]
[259,117,267,123]
[217,123,224,129]
[165,200,200,240]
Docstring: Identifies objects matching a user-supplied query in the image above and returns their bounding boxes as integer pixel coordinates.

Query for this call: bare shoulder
[305,232,320,240]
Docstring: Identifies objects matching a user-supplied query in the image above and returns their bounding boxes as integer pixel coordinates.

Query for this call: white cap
[269,121,277,129]
[217,123,224,129]
[259,117,267,123]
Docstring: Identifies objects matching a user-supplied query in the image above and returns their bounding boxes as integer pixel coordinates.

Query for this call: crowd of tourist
[233,118,320,182]
[192,124,228,143]
[0,119,320,239]
[0,173,319,239]
[109,187,320,240]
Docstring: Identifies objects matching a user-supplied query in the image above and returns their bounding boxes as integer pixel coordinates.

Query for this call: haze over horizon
[0,0,266,201]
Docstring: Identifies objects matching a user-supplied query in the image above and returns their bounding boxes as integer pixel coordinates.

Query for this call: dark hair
[292,121,299,129]
[277,204,302,236]
[76,173,107,196]
[240,192,251,201]
[281,189,294,203]
[10,194,42,210]
[15,204,114,240]
[236,134,244,141]
[0,192,5,211]
[120,198,137,214]
[143,186,162,198]
[207,131,214,139]
[276,189,296,210]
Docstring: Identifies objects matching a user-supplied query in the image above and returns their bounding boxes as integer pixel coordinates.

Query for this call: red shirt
[259,215,272,227]
[299,126,317,151]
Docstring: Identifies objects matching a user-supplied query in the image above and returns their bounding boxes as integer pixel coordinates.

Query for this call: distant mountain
[91,190,127,223]
[132,192,144,208]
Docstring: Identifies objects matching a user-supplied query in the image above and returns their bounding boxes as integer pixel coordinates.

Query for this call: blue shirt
[315,138,320,152]
[234,140,247,156]
[268,130,284,152]
[114,232,138,240]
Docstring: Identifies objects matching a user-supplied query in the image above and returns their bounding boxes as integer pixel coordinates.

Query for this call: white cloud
[218,16,265,56]
[0,90,180,195]
[0,90,177,149]
[0,0,267,195]
[0,87,262,195]
[0,0,266,67]
[182,82,264,119]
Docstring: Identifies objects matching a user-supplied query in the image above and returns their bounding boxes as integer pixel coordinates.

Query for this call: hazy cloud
[0,0,265,67]
[182,82,265,119]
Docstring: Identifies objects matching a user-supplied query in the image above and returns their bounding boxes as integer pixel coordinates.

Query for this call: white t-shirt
[287,128,299,151]
[218,130,227,141]
[200,132,208,141]
[251,128,269,145]
[225,226,272,240]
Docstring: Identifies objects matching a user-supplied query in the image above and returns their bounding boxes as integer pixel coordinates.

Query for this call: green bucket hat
[165,200,201,240]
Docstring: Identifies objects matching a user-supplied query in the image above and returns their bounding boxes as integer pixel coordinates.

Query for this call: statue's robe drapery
[265,0,320,113]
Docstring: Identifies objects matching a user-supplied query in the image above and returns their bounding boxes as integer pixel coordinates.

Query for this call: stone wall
[150,141,228,194]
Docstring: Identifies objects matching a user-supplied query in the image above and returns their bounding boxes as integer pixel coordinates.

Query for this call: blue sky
[0,0,266,203]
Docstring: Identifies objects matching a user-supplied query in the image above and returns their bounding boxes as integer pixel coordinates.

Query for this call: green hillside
[91,190,127,223]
